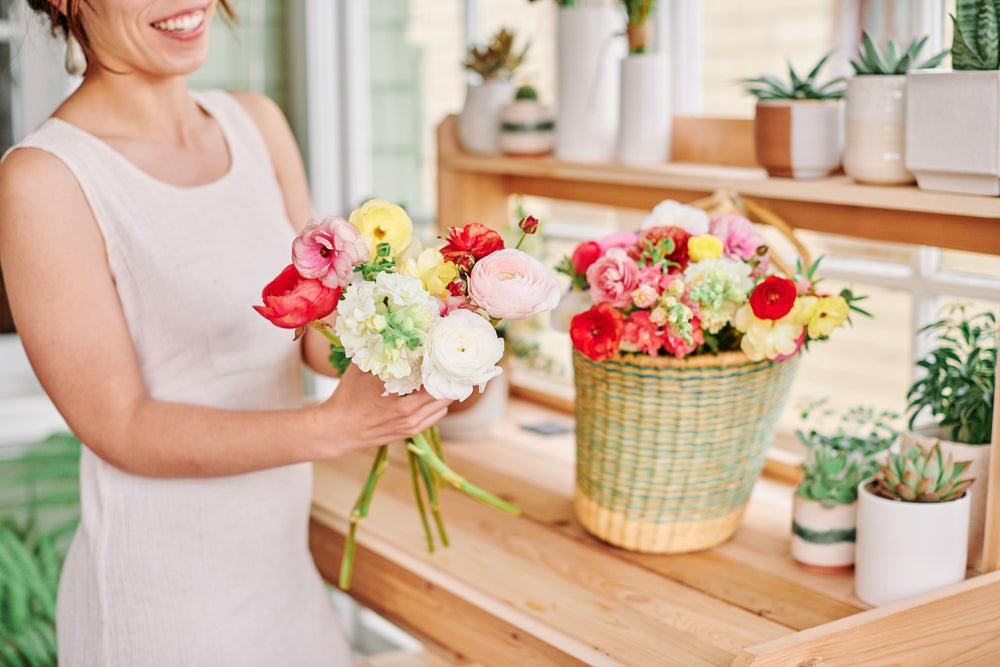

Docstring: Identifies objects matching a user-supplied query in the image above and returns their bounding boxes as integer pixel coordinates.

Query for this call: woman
[0,1,452,664]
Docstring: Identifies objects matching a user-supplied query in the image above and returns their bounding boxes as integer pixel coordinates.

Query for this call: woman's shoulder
[0,143,81,219]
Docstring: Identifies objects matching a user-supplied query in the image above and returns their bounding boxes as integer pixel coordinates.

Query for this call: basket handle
[687,190,811,279]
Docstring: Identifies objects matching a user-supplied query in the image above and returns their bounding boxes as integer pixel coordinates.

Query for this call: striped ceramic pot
[499,100,555,156]
[791,496,856,573]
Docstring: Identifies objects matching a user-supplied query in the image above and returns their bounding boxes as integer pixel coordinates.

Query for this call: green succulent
[796,401,900,459]
[798,446,875,508]
[952,0,1000,70]
[743,50,846,101]
[870,442,974,503]
[515,84,539,101]
[464,28,529,81]
[850,32,948,75]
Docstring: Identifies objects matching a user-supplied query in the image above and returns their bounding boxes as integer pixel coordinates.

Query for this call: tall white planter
[555,4,625,163]
[855,481,969,606]
[843,75,913,185]
[457,80,516,156]
[618,52,670,164]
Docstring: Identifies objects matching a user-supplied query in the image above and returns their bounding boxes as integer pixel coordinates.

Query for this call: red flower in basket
[749,276,797,320]
[253,264,341,329]
[440,223,505,267]
[571,303,624,361]
[632,225,691,269]
[570,241,602,274]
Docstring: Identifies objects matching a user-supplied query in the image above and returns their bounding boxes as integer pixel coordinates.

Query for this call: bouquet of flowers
[254,200,559,589]
[555,199,869,362]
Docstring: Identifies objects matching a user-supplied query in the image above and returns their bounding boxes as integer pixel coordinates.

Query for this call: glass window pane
[940,250,1000,280]
[0,0,12,21]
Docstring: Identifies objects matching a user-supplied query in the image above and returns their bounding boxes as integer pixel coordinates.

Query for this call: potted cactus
[499,85,555,156]
[743,51,846,179]
[844,33,947,185]
[903,307,996,569]
[617,0,669,164]
[457,28,529,155]
[906,0,1000,195]
[855,443,974,605]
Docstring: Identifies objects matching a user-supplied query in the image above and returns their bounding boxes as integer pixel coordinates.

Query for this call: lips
[151,7,207,35]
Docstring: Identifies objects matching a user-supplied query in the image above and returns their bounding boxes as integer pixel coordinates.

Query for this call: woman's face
[76,0,218,76]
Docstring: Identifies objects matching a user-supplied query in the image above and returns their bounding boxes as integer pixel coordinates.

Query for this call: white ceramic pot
[843,75,913,185]
[754,100,844,179]
[435,370,509,442]
[555,4,625,163]
[618,52,670,164]
[500,100,555,156]
[906,69,1000,196]
[791,496,857,572]
[902,425,991,570]
[855,480,969,606]
[457,80,516,156]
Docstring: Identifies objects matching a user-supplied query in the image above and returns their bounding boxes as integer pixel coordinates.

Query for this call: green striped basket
[573,349,800,553]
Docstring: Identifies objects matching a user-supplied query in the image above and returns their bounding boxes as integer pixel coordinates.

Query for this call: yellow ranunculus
[687,234,724,262]
[349,198,413,259]
[807,295,849,339]
[402,248,459,297]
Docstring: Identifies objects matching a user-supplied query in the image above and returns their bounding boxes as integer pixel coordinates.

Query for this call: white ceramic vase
[435,370,509,443]
[906,69,1000,195]
[555,4,625,163]
[855,480,969,606]
[843,75,913,185]
[618,52,670,164]
[457,80,516,156]
[754,100,844,179]
[500,99,555,156]
[902,425,992,570]
[791,496,857,572]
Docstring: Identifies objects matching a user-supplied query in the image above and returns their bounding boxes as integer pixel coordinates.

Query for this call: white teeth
[153,10,204,34]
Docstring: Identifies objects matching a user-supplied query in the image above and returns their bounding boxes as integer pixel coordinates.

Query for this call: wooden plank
[733,572,1000,666]
[982,336,1000,573]
[671,117,756,168]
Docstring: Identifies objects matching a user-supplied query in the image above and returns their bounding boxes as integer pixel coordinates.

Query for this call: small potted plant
[855,443,973,606]
[904,306,996,568]
[617,0,669,164]
[499,85,556,156]
[458,28,529,155]
[743,51,846,179]
[906,0,1000,195]
[844,33,947,185]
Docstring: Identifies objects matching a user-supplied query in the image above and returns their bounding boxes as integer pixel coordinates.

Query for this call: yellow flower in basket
[349,198,413,259]
[688,234,724,262]
[806,295,850,339]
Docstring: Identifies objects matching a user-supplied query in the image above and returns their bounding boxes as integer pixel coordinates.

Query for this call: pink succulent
[586,248,640,309]
[292,216,369,288]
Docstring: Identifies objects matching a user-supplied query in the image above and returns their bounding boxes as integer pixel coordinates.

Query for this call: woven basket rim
[573,348,781,370]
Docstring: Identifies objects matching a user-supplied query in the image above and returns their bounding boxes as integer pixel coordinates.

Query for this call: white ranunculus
[421,309,504,401]
[641,199,710,236]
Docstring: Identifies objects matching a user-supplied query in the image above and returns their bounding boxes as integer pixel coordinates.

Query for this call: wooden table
[310,400,1000,666]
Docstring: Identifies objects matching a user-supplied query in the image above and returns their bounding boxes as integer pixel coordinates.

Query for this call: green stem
[407,433,520,516]
[407,448,435,554]
[428,425,446,465]
[312,323,340,346]
[413,445,450,548]
[338,445,389,590]
[514,231,527,250]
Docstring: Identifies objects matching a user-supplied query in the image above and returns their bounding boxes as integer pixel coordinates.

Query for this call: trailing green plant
[796,401,900,458]
[869,442,974,502]
[907,306,996,445]
[527,0,577,5]
[850,32,948,75]
[464,28,529,81]
[515,84,539,101]
[743,50,846,101]
[798,446,874,507]
[621,0,657,53]
[951,0,1000,70]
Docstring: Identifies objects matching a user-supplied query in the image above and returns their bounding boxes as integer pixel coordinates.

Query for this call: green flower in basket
[552,194,870,554]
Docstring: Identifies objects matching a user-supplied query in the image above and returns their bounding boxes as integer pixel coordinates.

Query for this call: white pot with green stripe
[791,496,857,572]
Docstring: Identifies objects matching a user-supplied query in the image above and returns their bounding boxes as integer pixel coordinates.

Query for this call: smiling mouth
[151,8,207,35]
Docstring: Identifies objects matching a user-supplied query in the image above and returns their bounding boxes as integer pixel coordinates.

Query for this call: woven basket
[573,191,808,553]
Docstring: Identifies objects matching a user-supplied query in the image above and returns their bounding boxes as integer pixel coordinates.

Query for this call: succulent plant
[850,32,948,75]
[869,443,974,503]
[464,28,529,82]
[515,84,539,101]
[622,0,657,53]
[952,0,1000,70]
[797,401,900,458]
[798,446,875,508]
[743,50,846,101]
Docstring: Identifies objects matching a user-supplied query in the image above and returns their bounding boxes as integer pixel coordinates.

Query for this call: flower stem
[428,425,446,465]
[412,438,450,547]
[514,231,526,250]
[312,322,341,346]
[407,433,520,516]
[339,444,389,590]
[407,447,435,554]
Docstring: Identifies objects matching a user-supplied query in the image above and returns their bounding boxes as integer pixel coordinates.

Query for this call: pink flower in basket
[623,311,669,355]
[710,214,766,263]
[292,216,368,288]
[586,248,640,309]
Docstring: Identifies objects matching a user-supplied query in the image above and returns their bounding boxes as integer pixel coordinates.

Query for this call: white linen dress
[3,90,354,666]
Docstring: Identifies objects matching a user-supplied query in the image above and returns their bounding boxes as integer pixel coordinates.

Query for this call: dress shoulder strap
[191,89,276,178]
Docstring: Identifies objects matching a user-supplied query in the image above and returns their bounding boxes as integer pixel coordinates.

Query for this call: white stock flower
[421,309,504,401]
[684,258,754,334]
[641,199,710,236]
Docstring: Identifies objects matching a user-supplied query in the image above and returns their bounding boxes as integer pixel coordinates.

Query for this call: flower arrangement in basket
[254,200,559,588]
[555,192,870,553]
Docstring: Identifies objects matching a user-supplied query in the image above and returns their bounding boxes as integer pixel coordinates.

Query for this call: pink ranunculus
[586,248,640,309]
[622,311,668,356]
[469,248,561,319]
[598,231,639,253]
[636,264,675,293]
[292,216,369,288]
[710,214,766,262]
[437,293,475,316]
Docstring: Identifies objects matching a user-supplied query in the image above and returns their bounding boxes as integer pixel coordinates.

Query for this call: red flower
[570,304,624,361]
[622,310,668,356]
[571,241,602,275]
[518,215,540,235]
[631,226,691,269]
[440,223,505,267]
[749,276,797,320]
[253,264,341,329]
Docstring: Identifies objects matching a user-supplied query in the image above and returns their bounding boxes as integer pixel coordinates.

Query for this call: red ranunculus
[749,275,797,320]
[570,303,624,361]
[631,225,691,269]
[571,241,602,275]
[440,223,505,266]
[254,264,341,329]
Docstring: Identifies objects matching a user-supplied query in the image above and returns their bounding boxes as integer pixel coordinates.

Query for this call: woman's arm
[0,148,449,478]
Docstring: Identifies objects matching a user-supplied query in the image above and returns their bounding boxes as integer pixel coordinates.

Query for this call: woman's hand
[316,365,452,457]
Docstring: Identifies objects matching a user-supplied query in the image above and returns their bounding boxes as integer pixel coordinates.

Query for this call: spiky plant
[743,50,846,100]
[869,442,974,503]
[952,0,1000,70]
[464,28,529,81]
[622,0,657,53]
[798,446,875,508]
[850,32,948,74]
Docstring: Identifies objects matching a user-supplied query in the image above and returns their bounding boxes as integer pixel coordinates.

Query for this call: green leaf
[916,48,949,70]
[862,32,888,73]
[952,15,988,70]
[977,0,1000,68]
